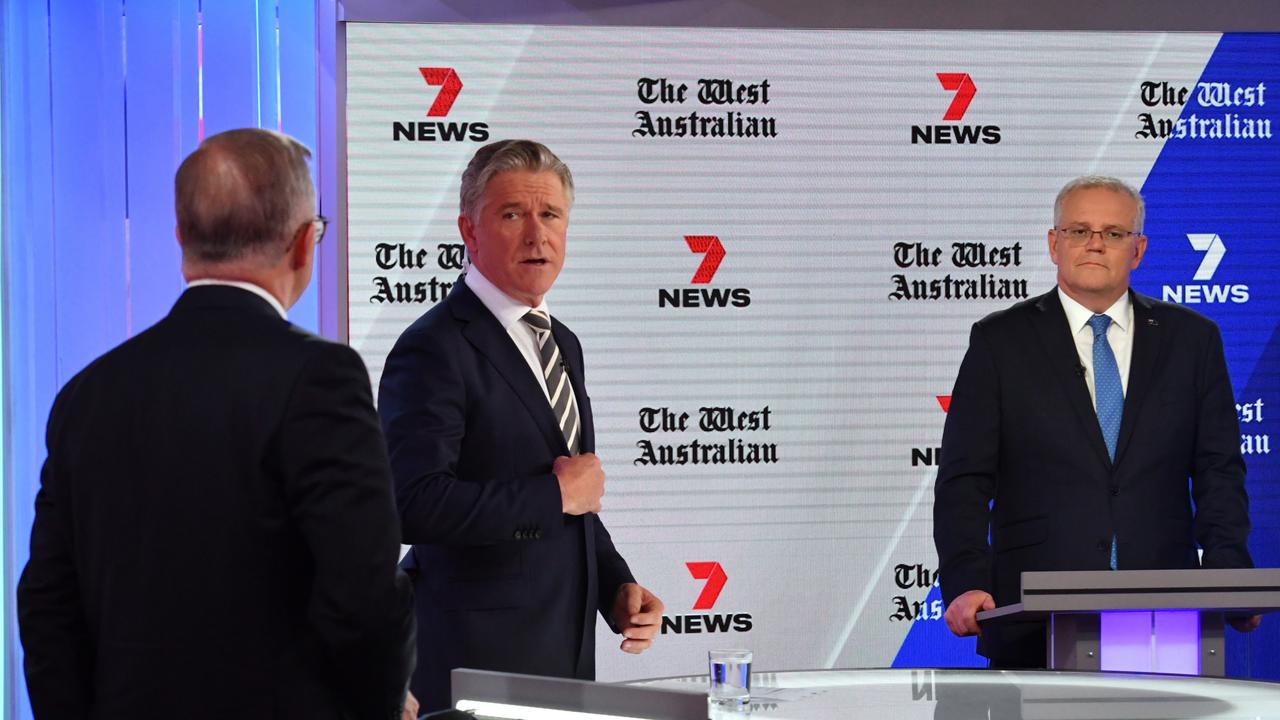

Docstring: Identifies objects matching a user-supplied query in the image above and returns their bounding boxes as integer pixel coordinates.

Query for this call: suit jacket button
[533,529,542,539]
[1110,487,1120,496]
[1096,540,1107,551]
[514,530,524,540]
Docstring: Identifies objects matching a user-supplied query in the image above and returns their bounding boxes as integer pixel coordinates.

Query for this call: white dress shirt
[1058,287,1134,407]
[465,267,579,411]
[187,279,288,319]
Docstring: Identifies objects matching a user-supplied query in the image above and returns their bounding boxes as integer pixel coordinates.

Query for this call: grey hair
[175,128,315,264]
[459,139,574,221]
[1054,175,1146,232]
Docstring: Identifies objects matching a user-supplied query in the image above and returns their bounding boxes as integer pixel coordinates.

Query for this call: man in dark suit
[378,139,663,712]
[17,128,417,719]
[934,175,1258,668]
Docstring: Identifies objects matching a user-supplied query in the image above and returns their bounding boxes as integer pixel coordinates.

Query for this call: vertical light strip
[0,3,8,705]
[274,1,281,132]
[197,4,204,141]
[253,0,261,127]
[121,1,131,338]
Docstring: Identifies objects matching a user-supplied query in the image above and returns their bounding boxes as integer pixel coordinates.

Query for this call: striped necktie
[522,310,581,455]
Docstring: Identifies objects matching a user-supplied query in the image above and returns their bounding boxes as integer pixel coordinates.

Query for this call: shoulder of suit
[392,296,463,345]
[1134,290,1220,332]
[971,290,1049,331]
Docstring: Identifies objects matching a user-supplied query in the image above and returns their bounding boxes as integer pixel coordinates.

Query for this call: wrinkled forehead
[1056,187,1140,226]
[481,169,572,210]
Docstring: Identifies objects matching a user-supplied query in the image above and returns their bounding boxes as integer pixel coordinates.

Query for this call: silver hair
[175,128,315,264]
[1054,175,1145,232]
[459,139,574,221]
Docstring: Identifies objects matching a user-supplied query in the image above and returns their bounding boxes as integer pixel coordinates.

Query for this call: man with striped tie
[379,140,664,712]
[933,176,1258,669]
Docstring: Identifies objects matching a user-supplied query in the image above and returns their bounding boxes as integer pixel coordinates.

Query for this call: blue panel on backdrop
[49,1,129,380]
[890,584,984,668]
[124,1,200,335]
[5,3,71,717]
[202,0,269,135]
[280,0,321,333]
[1131,32,1280,680]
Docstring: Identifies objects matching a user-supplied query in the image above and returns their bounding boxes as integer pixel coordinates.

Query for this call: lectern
[976,568,1280,675]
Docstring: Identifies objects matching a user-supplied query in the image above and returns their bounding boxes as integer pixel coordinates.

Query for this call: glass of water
[707,649,752,708]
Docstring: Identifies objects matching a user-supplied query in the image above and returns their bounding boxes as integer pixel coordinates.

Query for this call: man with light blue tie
[933,176,1259,668]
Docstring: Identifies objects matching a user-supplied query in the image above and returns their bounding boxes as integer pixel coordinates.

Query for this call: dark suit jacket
[378,279,635,712]
[934,288,1251,666]
[17,285,415,720]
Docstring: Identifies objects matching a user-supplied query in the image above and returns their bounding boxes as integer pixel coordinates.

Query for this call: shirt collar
[187,279,288,319]
[464,266,549,330]
[1058,287,1131,334]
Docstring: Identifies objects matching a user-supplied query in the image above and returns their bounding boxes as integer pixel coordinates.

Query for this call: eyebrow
[496,201,566,215]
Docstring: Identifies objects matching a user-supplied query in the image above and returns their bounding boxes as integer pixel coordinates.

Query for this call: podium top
[978,568,1280,622]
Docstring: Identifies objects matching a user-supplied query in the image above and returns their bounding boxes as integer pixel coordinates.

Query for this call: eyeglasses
[312,215,329,243]
[1054,227,1141,247]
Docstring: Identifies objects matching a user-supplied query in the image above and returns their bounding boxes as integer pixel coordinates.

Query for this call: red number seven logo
[936,73,976,121]
[685,235,725,284]
[419,67,463,117]
[687,561,728,610]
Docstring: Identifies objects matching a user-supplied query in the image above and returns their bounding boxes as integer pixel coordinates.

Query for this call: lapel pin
[1146,318,1159,327]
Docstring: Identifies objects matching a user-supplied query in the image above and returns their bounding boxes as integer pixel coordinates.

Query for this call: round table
[631,668,1280,719]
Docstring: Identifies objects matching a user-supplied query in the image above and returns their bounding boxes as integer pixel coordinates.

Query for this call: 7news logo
[661,562,753,634]
[658,236,752,308]
[1161,233,1249,304]
[391,67,491,142]
[910,395,950,467]
[911,73,1001,145]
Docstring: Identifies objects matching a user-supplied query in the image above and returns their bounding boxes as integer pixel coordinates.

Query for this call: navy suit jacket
[378,279,635,712]
[934,288,1252,665]
[17,286,415,719]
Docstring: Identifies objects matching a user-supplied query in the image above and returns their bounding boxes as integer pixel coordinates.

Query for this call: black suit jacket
[17,285,415,719]
[934,288,1251,665]
[378,279,635,712]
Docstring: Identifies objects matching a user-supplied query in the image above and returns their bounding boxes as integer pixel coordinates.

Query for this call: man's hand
[1229,614,1262,633]
[944,589,995,637]
[612,582,664,654]
[402,690,419,720]
[555,453,604,515]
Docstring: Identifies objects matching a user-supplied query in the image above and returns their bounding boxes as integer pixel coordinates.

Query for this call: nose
[523,216,547,246]
[1084,230,1107,250]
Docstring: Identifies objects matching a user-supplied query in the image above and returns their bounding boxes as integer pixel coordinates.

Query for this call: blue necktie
[1088,313,1122,569]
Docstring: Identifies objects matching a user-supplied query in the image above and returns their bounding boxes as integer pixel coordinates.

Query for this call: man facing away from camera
[18,128,417,719]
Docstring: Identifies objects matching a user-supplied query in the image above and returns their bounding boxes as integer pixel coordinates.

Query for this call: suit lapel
[448,281,568,455]
[1030,290,1113,468]
[1114,291,1164,467]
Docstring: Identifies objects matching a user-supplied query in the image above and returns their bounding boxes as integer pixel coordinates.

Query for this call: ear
[458,214,478,257]
[1046,228,1061,266]
[1130,233,1148,270]
[175,225,185,248]
[288,222,314,271]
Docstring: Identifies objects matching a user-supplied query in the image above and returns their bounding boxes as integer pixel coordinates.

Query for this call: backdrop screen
[344,23,1280,680]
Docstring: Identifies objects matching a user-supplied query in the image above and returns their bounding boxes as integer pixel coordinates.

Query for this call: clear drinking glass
[707,649,752,708]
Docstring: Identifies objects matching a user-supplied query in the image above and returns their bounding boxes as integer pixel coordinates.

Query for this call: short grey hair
[175,128,315,264]
[1054,175,1146,232]
[459,140,574,221]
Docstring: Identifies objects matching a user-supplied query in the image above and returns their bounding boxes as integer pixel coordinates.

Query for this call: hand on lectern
[944,590,995,637]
